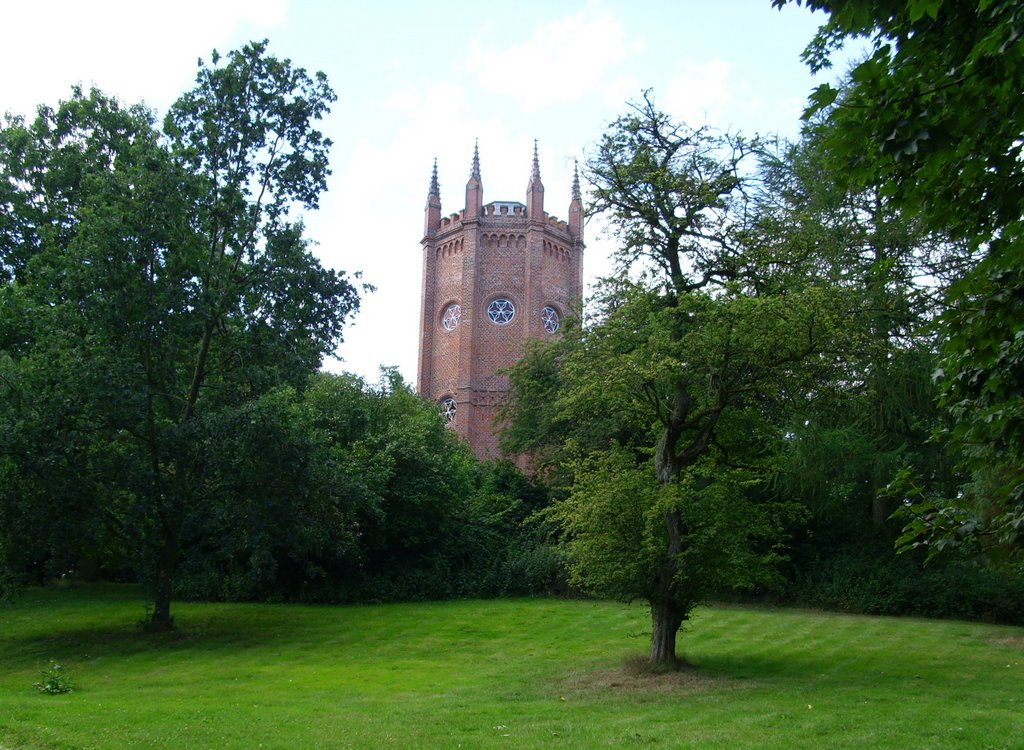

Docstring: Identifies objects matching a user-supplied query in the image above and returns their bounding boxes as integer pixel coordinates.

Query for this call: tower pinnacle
[424,158,442,237]
[466,140,483,220]
[429,158,440,196]
[527,139,544,220]
[471,140,481,180]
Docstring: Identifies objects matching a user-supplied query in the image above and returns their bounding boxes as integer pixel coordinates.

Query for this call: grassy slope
[0,585,1021,749]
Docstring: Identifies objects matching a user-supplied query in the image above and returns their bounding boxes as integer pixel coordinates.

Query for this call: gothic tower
[418,143,584,459]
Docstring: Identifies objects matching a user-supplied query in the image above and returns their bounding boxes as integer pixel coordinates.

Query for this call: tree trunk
[149,529,178,630]
[148,320,214,630]
[648,503,687,670]
[871,492,891,530]
[650,597,684,669]
[150,460,188,631]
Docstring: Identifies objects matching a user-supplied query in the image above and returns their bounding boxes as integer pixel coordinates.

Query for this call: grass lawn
[0,585,1021,749]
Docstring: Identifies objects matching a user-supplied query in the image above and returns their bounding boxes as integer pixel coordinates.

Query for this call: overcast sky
[1,0,841,385]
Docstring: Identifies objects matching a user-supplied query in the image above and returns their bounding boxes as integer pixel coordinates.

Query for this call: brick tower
[418,143,584,459]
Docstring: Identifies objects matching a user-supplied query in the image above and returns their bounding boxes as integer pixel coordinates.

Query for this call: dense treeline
[0,43,560,617]
[159,370,561,605]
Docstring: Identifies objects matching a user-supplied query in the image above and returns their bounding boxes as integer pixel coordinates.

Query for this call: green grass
[1,585,1021,749]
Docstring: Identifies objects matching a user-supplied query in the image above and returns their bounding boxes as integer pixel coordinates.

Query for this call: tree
[503,96,850,667]
[753,138,966,540]
[0,42,361,625]
[0,88,193,591]
[774,0,1024,561]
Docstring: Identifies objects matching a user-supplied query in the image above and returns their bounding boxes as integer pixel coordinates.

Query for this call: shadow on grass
[2,614,302,668]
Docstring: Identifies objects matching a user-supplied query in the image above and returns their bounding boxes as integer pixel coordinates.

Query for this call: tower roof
[571,159,581,200]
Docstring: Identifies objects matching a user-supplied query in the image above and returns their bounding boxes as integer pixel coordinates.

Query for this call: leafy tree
[754,139,965,540]
[0,42,360,625]
[504,97,851,667]
[775,0,1022,243]
[775,0,1024,562]
[0,89,187,589]
[290,370,494,602]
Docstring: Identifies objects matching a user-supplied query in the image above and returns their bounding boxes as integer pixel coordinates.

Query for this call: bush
[781,544,1024,624]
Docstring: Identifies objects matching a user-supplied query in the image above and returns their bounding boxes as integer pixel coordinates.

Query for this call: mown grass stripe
[1,585,1021,749]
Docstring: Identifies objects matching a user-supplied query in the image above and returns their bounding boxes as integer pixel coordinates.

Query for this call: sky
[1,0,843,386]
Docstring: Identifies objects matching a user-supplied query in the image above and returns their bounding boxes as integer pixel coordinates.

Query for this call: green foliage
[936,247,1024,557]
[776,0,1024,561]
[162,371,558,605]
[454,460,565,597]
[33,662,74,695]
[784,543,1024,623]
[0,43,361,624]
[777,0,1024,246]
[551,449,801,606]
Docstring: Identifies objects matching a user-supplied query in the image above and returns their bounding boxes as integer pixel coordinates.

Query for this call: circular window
[487,298,516,325]
[541,305,560,333]
[442,303,461,331]
[440,397,457,424]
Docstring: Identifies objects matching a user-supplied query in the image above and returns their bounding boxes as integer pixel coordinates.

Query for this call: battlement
[439,211,465,229]
[546,214,569,232]
[437,202,570,236]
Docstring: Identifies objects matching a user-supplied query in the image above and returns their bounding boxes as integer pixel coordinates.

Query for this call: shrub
[34,662,74,695]
[781,544,1024,624]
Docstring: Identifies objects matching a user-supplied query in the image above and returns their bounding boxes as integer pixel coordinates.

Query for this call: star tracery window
[440,397,457,424]
[442,303,462,331]
[487,298,515,324]
[541,306,560,333]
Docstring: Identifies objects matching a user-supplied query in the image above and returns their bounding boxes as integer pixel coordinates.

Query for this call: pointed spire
[526,139,544,220]
[425,158,442,236]
[568,158,584,242]
[429,158,440,196]
[465,140,483,220]
[470,139,480,180]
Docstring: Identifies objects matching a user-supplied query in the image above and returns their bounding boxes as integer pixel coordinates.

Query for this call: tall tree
[504,96,850,667]
[755,139,965,538]
[142,40,358,626]
[774,0,1024,561]
[0,42,361,626]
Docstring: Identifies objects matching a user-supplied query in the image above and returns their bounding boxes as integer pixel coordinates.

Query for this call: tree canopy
[503,97,862,667]
[775,0,1024,563]
[0,42,360,625]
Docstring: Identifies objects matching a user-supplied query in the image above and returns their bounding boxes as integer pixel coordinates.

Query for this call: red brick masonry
[417,145,584,459]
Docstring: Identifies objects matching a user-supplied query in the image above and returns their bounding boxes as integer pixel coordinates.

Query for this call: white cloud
[2,0,288,117]
[463,4,643,112]
[662,59,735,129]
